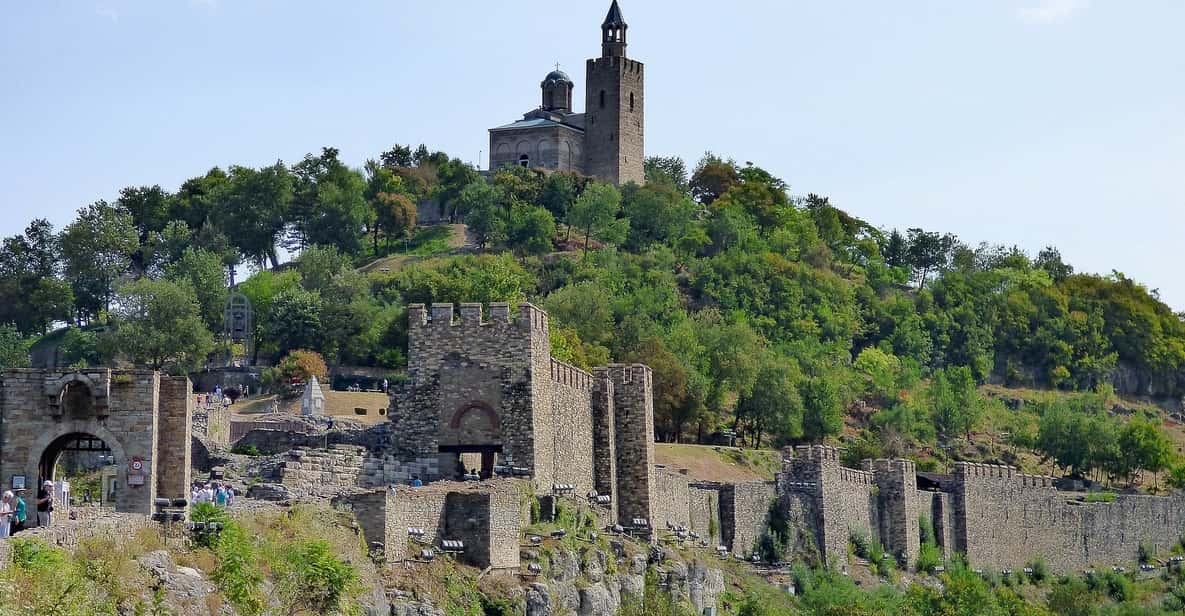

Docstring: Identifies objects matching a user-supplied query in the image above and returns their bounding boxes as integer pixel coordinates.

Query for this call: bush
[212,522,264,615]
[1084,491,1117,503]
[1026,557,1049,584]
[917,542,943,574]
[231,443,262,456]
[850,531,870,559]
[275,539,358,614]
[1139,542,1155,564]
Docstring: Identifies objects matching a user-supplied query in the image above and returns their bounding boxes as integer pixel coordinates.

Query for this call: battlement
[864,458,917,476]
[792,445,841,462]
[587,56,644,74]
[407,302,548,333]
[838,467,876,485]
[605,363,652,388]
[550,358,593,391]
[953,462,1053,488]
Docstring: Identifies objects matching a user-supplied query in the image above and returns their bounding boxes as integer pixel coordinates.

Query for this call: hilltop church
[487,1,644,185]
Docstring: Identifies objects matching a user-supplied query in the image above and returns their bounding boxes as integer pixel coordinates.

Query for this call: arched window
[599,90,606,109]
[518,154,529,168]
[629,92,634,112]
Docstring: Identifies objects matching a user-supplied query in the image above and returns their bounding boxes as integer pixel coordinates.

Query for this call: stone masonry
[0,369,192,515]
[779,445,1185,573]
[391,302,658,529]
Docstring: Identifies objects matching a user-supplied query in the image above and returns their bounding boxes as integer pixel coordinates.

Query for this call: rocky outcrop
[137,550,220,616]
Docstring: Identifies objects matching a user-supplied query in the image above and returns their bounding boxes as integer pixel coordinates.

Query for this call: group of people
[191,482,234,507]
[0,480,55,538]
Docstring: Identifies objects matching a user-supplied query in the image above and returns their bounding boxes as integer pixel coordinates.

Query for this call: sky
[1,1,1183,307]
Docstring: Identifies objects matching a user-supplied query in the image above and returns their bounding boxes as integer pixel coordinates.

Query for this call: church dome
[543,69,573,85]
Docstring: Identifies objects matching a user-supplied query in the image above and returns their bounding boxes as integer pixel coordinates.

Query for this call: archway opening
[440,402,502,479]
[518,154,530,168]
[39,432,116,505]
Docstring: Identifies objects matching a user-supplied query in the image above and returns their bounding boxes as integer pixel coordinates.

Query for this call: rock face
[137,550,219,616]
[511,546,720,616]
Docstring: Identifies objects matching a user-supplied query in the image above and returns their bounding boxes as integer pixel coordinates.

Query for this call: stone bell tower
[584,0,644,185]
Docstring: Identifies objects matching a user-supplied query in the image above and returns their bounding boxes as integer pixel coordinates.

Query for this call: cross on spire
[555,62,561,72]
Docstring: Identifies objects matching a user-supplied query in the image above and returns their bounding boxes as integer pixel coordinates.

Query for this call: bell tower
[584,0,644,185]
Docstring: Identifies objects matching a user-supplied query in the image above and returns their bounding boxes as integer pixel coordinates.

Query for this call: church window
[599,90,605,109]
[629,92,634,112]
[518,154,529,168]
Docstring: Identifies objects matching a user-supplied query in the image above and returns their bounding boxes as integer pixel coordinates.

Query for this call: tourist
[0,492,12,538]
[10,488,26,535]
[382,378,389,393]
[215,484,229,507]
[35,480,53,527]
[411,476,422,488]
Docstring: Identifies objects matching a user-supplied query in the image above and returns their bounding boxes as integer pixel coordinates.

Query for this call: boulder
[577,583,618,616]
[525,583,552,616]
[247,482,292,501]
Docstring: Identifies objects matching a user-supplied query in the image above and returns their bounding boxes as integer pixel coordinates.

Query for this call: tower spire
[601,1,628,57]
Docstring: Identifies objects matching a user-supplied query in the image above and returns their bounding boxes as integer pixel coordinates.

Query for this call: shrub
[1026,557,1049,584]
[1084,491,1116,503]
[274,539,358,614]
[1139,542,1154,564]
[212,522,264,615]
[231,443,262,456]
[850,531,870,559]
[916,542,943,574]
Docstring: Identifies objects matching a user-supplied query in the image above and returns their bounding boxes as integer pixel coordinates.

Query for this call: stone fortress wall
[780,445,1185,573]
[391,302,656,529]
[0,369,192,515]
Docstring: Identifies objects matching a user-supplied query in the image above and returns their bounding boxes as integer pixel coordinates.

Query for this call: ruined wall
[359,479,524,569]
[155,376,192,502]
[279,446,369,496]
[953,462,1185,573]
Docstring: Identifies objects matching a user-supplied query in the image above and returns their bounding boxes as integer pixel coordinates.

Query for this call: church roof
[543,69,572,85]
[602,0,626,27]
[490,116,585,133]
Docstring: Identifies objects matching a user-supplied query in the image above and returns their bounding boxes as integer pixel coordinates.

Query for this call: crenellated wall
[777,452,1185,573]
[391,302,658,536]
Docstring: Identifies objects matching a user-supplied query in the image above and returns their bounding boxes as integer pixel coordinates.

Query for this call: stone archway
[0,369,192,515]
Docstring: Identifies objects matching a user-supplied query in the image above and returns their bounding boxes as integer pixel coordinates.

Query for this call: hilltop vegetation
[3,144,1185,484]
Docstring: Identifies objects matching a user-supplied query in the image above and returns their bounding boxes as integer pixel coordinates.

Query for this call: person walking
[35,481,53,527]
[0,492,14,538]
[10,488,26,535]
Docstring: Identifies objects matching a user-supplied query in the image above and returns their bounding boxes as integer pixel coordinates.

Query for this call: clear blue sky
[2,1,1183,307]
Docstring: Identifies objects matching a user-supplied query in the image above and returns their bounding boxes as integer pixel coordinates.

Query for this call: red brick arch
[449,400,500,431]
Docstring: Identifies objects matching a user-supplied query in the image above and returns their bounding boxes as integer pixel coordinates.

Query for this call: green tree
[539,172,580,225]
[237,269,303,361]
[60,201,139,323]
[644,155,689,193]
[217,162,293,268]
[290,148,371,255]
[506,204,556,259]
[736,359,803,447]
[166,248,228,332]
[926,366,983,442]
[800,375,843,443]
[461,182,506,249]
[0,324,31,371]
[103,278,215,371]
[264,287,323,360]
[0,220,73,335]
[689,152,739,205]
[567,182,626,254]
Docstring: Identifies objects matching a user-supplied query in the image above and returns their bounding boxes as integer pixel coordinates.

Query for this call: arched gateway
[0,369,192,515]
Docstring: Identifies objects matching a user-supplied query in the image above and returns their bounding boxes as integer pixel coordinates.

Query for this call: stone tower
[584,0,644,185]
